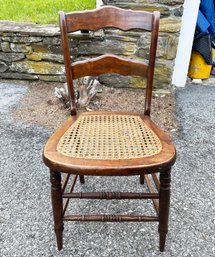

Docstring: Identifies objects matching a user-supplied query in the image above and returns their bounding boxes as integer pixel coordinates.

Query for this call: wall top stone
[104,0,184,7]
[0,21,60,37]
[157,0,184,5]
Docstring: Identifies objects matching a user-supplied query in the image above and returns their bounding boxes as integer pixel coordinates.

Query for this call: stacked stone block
[0,22,63,81]
[100,0,184,88]
[0,21,104,82]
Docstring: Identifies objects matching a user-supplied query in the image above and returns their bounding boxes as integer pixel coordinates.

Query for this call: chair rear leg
[50,170,64,250]
[79,175,85,184]
[140,174,145,184]
[159,169,171,252]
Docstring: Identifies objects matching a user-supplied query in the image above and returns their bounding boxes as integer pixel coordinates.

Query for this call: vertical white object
[96,0,103,8]
[172,0,200,87]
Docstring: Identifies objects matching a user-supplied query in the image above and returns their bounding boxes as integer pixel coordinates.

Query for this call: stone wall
[0,21,105,82]
[0,0,184,89]
[100,0,185,88]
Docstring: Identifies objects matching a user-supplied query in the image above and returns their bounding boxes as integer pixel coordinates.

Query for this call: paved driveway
[0,81,214,256]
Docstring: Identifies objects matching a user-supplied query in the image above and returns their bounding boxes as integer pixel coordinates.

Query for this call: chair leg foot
[159,232,167,252]
[159,169,171,252]
[56,231,63,251]
[140,174,145,185]
[50,170,64,251]
[79,175,85,184]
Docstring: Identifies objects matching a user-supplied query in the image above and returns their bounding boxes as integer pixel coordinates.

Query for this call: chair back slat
[59,6,160,116]
[65,6,153,32]
[72,54,148,80]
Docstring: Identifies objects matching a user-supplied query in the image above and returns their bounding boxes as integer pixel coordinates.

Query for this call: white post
[172,0,200,87]
[96,0,103,8]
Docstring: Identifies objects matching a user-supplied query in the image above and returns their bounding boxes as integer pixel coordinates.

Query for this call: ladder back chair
[43,6,176,252]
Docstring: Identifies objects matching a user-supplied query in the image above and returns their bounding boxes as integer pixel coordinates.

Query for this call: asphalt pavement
[0,80,214,257]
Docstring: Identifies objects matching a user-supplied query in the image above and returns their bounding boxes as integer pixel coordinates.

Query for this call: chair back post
[59,11,77,115]
[144,11,160,116]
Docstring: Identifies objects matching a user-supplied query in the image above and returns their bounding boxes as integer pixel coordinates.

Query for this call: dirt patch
[12,80,177,132]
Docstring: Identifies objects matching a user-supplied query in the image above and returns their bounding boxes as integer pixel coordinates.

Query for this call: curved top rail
[64,6,153,32]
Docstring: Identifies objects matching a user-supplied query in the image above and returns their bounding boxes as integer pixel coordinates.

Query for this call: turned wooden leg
[140,174,145,185]
[79,175,85,184]
[50,170,63,251]
[159,170,171,252]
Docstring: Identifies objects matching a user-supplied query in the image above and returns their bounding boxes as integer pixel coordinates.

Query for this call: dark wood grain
[62,175,78,216]
[152,173,160,191]
[140,174,145,184]
[65,6,153,32]
[159,170,171,252]
[64,215,159,222]
[79,175,85,184]
[145,174,159,215]
[59,11,77,115]
[62,174,70,193]
[144,11,160,115]
[50,170,63,250]
[72,54,148,79]
[63,192,159,199]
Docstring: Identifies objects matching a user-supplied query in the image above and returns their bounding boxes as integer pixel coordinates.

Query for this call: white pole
[172,0,200,87]
[96,0,103,8]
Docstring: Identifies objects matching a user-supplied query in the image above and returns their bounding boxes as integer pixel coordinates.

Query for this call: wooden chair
[43,6,176,252]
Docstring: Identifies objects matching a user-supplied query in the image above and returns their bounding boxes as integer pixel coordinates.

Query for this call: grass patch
[0,0,96,24]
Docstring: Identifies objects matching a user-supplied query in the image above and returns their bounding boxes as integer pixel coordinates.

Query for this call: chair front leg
[50,170,64,250]
[159,169,171,252]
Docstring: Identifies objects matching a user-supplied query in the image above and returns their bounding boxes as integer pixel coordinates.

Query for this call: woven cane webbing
[57,115,162,160]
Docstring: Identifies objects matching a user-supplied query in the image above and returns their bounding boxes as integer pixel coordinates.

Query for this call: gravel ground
[0,81,215,256]
[10,80,176,132]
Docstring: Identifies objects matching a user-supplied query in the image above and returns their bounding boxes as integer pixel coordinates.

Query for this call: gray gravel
[0,81,215,256]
